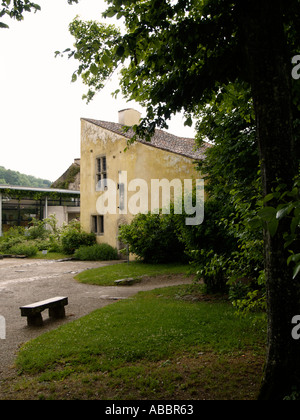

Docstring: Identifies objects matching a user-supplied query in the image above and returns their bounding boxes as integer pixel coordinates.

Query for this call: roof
[82,118,209,160]
[51,161,80,191]
[0,185,80,196]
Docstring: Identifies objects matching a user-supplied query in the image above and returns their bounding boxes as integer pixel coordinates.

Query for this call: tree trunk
[239,0,300,399]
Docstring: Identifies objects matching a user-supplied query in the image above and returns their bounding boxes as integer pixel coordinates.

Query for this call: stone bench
[114,277,143,286]
[20,296,68,327]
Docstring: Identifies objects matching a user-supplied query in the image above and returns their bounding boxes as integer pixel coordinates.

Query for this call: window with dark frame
[91,215,104,235]
[96,156,107,191]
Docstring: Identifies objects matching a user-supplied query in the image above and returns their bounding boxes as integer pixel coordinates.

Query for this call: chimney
[118,108,141,126]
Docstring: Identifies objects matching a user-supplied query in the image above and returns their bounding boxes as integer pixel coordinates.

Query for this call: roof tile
[82,118,210,160]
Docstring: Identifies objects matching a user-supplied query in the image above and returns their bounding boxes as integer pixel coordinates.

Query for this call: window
[119,183,125,211]
[91,215,104,235]
[96,156,107,191]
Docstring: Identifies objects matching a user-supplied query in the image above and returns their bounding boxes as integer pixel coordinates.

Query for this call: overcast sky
[0,0,195,182]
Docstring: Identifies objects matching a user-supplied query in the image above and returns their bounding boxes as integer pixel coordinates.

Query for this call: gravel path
[0,258,192,384]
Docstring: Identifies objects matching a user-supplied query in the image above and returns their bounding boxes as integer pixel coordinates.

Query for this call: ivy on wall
[0,188,80,201]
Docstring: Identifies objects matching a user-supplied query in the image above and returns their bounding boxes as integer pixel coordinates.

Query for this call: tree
[0,0,41,28]
[65,0,299,399]
[0,166,51,188]
[0,0,77,28]
[195,82,258,202]
[192,82,264,295]
[236,2,299,400]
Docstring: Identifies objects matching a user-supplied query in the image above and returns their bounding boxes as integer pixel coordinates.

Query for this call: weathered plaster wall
[80,119,201,249]
[46,206,80,227]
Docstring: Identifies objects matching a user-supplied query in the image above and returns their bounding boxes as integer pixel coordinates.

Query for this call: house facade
[80,109,208,250]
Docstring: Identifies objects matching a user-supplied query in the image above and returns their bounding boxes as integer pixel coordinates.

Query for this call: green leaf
[248,216,262,230]
[291,215,300,234]
[268,218,279,237]
[102,53,111,66]
[103,8,118,18]
[264,193,274,203]
[90,63,98,75]
[71,73,78,83]
[184,116,193,127]
[288,254,300,265]
[258,206,277,221]
[116,45,125,57]
[276,206,290,220]
[293,263,300,280]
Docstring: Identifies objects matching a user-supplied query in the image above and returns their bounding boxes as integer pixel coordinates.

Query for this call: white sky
[0,0,195,182]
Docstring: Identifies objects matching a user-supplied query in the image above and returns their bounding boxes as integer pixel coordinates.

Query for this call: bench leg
[49,306,66,319]
[27,313,43,327]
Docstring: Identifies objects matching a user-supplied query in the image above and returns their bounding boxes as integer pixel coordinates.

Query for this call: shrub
[61,231,96,255]
[60,221,96,255]
[228,270,266,315]
[119,212,186,264]
[34,239,52,251]
[10,243,38,257]
[0,227,27,254]
[175,199,237,293]
[27,218,48,240]
[74,243,119,261]
[175,198,236,261]
[48,238,63,253]
[194,250,230,294]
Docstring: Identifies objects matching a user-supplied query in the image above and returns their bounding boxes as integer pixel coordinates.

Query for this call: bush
[176,198,236,261]
[9,243,38,257]
[0,219,95,257]
[0,226,26,254]
[74,243,119,261]
[119,212,186,264]
[60,221,96,255]
[195,250,230,294]
[61,231,96,255]
[175,199,237,293]
[26,218,48,240]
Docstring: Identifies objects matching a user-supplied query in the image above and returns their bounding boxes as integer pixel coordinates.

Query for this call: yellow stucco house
[80,109,209,251]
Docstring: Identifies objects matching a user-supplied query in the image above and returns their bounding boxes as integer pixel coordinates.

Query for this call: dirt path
[0,258,192,384]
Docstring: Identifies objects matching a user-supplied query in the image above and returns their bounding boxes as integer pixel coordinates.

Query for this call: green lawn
[7,285,266,400]
[31,251,72,260]
[75,261,190,286]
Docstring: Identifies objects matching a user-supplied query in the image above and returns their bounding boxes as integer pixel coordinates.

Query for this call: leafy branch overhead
[0,0,78,28]
[56,1,244,135]
[56,18,122,104]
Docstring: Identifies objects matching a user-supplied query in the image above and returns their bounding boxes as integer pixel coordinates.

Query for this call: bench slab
[20,296,68,326]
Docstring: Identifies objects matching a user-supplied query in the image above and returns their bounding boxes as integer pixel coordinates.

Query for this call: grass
[31,251,72,260]
[2,285,266,400]
[75,261,190,286]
